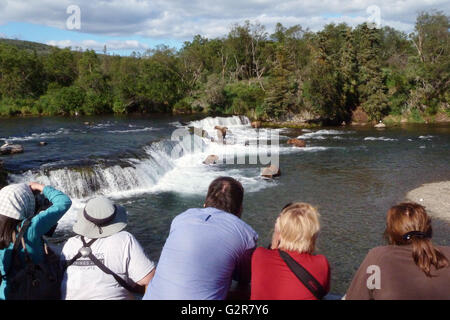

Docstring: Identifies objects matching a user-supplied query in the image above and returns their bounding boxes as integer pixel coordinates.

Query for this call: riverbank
[258,111,450,129]
[2,108,450,127]
[383,111,450,126]
[406,181,450,223]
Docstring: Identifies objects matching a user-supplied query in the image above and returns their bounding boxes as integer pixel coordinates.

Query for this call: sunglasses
[282,202,293,210]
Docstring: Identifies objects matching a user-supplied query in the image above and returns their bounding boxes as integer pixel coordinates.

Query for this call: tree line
[0,10,448,124]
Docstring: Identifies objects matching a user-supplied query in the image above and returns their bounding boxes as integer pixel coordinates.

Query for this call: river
[1,114,449,295]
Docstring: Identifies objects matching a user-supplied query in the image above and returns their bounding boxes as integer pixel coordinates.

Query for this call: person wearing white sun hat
[0,182,72,300]
[61,196,155,300]
[72,196,128,238]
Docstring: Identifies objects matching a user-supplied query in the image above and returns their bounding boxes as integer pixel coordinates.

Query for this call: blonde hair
[275,202,320,254]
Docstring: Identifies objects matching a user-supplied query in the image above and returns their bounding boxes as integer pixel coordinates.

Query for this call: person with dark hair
[143,176,258,300]
[203,176,244,216]
[346,202,449,300]
[0,182,72,300]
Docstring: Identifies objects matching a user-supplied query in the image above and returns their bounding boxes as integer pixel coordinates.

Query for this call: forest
[0,10,448,124]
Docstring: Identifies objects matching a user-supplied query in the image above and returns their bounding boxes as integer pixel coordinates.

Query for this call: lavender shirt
[144,207,258,300]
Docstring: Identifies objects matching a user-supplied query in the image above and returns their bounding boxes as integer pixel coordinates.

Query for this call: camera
[34,192,52,214]
[33,192,57,237]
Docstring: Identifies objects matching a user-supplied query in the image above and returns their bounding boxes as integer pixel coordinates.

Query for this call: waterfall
[188,115,250,131]
[11,116,252,200]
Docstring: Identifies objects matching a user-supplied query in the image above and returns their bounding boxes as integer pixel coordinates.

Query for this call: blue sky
[0,22,182,55]
[0,0,448,56]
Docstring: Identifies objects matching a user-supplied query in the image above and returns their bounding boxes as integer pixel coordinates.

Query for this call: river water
[1,114,449,295]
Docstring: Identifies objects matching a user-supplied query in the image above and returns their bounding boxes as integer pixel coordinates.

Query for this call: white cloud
[46,39,149,51]
[1,0,449,40]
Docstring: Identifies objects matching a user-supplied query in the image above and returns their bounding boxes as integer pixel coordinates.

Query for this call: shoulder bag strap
[86,250,145,295]
[12,219,32,252]
[6,219,33,276]
[278,249,327,300]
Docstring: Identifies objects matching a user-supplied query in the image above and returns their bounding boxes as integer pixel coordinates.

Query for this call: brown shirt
[346,245,450,300]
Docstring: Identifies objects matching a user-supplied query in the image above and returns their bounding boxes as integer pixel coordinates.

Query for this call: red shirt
[250,247,330,300]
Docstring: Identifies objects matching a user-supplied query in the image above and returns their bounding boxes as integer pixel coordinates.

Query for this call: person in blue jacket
[0,182,72,299]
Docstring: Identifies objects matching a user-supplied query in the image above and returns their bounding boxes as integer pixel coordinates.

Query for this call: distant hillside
[0,38,55,54]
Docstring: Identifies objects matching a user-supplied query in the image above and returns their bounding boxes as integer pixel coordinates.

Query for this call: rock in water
[251,121,262,128]
[374,122,386,128]
[0,144,24,155]
[261,165,281,179]
[203,155,219,165]
[287,138,306,148]
[39,141,48,146]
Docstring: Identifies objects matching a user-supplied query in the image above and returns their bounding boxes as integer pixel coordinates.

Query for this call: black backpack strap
[12,219,32,254]
[63,237,97,270]
[7,219,33,276]
[65,236,145,295]
[278,250,327,300]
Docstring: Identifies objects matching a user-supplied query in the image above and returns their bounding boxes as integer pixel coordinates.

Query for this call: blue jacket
[0,186,72,299]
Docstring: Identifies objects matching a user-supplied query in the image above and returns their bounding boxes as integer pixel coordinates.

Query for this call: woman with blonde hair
[250,202,330,300]
[346,202,449,300]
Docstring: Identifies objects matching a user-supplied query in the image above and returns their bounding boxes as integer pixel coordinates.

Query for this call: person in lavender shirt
[144,176,258,300]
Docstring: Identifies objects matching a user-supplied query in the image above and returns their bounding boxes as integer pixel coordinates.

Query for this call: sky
[0,0,448,55]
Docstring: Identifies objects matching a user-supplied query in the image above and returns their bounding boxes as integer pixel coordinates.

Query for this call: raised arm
[27,183,72,240]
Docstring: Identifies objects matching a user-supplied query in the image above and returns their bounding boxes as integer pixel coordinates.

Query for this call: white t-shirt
[61,231,155,300]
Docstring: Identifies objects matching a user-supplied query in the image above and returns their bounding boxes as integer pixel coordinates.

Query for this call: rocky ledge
[405,181,450,223]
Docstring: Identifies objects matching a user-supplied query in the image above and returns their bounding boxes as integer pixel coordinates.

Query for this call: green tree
[109,55,140,113]
[76,50,108,93]
[338,28,359,118]
[75,50,112,114]
[356,24,389,121]
[136,48,182,112]
[409,11,449,113]
[36,85,85,115]
[44,47,77,87]
[224,81,264,116]
[303,33,343,122]
[0,44,44,99]
[263,46,296,119]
